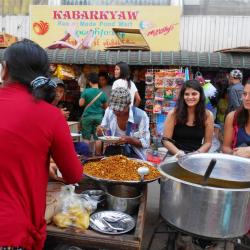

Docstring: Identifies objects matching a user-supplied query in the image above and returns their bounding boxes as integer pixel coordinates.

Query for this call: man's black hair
[87,72,99,84]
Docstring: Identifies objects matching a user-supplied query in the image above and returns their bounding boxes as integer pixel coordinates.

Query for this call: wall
[180,15,250,52]
[1,14,250,52]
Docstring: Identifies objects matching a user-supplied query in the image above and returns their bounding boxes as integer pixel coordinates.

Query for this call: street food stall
[45,155,161,250]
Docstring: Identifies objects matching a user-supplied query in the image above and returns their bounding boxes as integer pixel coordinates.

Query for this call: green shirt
[81,88,107,117]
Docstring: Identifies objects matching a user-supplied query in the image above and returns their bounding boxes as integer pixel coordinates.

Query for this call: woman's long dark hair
[115,61,131,89]
[3,39,55,103]
[237,81,250,128]
[175,79,206,127]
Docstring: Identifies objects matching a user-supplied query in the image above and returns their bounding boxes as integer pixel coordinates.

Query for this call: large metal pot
[159,160,250,239]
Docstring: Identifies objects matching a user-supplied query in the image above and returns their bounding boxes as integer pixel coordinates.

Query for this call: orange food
[84,155,161,181]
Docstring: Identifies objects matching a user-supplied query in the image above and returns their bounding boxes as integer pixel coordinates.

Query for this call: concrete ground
[141,181,168,250]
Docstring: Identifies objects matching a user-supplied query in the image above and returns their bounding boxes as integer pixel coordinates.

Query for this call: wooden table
[46,181,148,250]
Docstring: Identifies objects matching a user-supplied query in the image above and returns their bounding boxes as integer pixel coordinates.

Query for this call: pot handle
[203,159,217,185]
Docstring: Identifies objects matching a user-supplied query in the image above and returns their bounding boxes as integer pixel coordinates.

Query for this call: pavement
[141,181,168,250]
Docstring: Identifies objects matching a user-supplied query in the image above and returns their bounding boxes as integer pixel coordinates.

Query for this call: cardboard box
[0,33,18,48]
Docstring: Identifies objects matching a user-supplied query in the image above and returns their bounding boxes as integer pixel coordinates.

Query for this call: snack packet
[53,185,90,230]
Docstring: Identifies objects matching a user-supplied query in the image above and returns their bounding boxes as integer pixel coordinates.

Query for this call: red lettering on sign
[63,11,71,19]
[147,23,178,37]
[72,11,80,19]
[90,11,99,20]
[80,11,89,19]
[127,11,139,20]
[52,10,139,20]
[53,10,62,19]
[99,11,109,20]
[109,11,117,19]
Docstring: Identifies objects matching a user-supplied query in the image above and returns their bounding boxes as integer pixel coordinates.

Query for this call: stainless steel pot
[159,161,250,239]
[106,184,142,215]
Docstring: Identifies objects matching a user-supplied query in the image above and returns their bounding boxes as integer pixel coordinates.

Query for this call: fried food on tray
[84,155,160,181]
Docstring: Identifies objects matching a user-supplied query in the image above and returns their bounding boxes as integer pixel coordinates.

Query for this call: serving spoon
[137,166,150,182]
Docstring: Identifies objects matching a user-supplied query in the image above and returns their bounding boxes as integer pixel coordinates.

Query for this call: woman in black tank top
[162,80,214,155]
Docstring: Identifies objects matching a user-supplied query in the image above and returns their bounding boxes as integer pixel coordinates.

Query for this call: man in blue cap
[227,69,244,112]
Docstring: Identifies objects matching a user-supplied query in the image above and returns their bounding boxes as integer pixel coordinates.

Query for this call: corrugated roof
[1,49,250,68]
[216,47,250,53]
[60,0,170,5]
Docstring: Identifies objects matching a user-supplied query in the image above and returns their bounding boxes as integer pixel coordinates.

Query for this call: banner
[30,5,181,51]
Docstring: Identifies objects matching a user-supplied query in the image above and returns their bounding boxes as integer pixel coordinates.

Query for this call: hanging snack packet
[145,85,154,99]
[145,72,154,85]
[55,64,76,80]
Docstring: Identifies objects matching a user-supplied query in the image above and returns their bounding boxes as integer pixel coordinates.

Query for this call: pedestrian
[51,77,70,119]
[227,69,244,113]
[98,72,112,99]
[79,72,108,155]
[162,79,214,155]
[112,61,141,107]
[0,39,82,249]
[223,80,250,157]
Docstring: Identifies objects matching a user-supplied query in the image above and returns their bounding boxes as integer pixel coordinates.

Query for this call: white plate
[71,133,81,138]
[90,211,135,235]
[98,136,120,143]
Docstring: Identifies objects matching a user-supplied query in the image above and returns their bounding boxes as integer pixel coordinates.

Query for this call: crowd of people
[1,39,250,249]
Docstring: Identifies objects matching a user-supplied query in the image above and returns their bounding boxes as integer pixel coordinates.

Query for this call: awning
[1,49,250,69]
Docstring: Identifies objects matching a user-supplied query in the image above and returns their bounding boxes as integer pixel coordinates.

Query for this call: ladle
[203,158,217,186]
[137,166,150,182]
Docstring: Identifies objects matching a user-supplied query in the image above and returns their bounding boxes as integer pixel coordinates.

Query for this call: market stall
[45,155,161,250]
[46,183,147,250]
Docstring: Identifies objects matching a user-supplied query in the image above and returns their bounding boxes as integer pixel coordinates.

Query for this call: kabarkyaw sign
[30,5,181,51]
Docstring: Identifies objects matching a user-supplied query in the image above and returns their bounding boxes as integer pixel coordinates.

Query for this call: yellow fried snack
[84,155,161,181]
[53,213,71,228]
[75,213,90,230]
[68,205,83,217]
[53,204,90,230]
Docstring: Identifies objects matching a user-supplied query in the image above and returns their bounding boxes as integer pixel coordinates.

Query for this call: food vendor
[96,87,150,160]
[0,39,82,249]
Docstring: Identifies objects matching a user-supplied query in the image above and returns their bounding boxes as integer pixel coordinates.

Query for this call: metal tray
[84,158,160,184]
[178,152,250,182]
[90,211,135,235]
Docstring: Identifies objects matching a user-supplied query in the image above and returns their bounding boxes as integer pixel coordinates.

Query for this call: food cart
[45,155,161,250]
[46,183,147,250]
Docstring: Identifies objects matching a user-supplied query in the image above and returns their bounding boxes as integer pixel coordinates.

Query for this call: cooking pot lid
[178,153,250,182]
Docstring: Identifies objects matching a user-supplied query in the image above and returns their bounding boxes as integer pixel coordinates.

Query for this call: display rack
[144,68,185,139]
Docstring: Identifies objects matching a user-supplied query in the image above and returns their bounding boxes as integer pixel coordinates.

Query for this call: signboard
[0,33,18,48]
[30,5,181,51]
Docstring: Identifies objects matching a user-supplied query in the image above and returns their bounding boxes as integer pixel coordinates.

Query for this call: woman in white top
[112,61,141,107]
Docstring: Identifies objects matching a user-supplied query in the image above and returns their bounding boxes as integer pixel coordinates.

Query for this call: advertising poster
[30,5,181,51]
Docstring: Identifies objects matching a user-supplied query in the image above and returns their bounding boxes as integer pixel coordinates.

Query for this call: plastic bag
[53,185,90,230]
[45,182,65,224]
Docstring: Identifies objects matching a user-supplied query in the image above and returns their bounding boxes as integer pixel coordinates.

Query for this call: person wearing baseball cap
[227,69,244,112]
[96,87,150,160]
